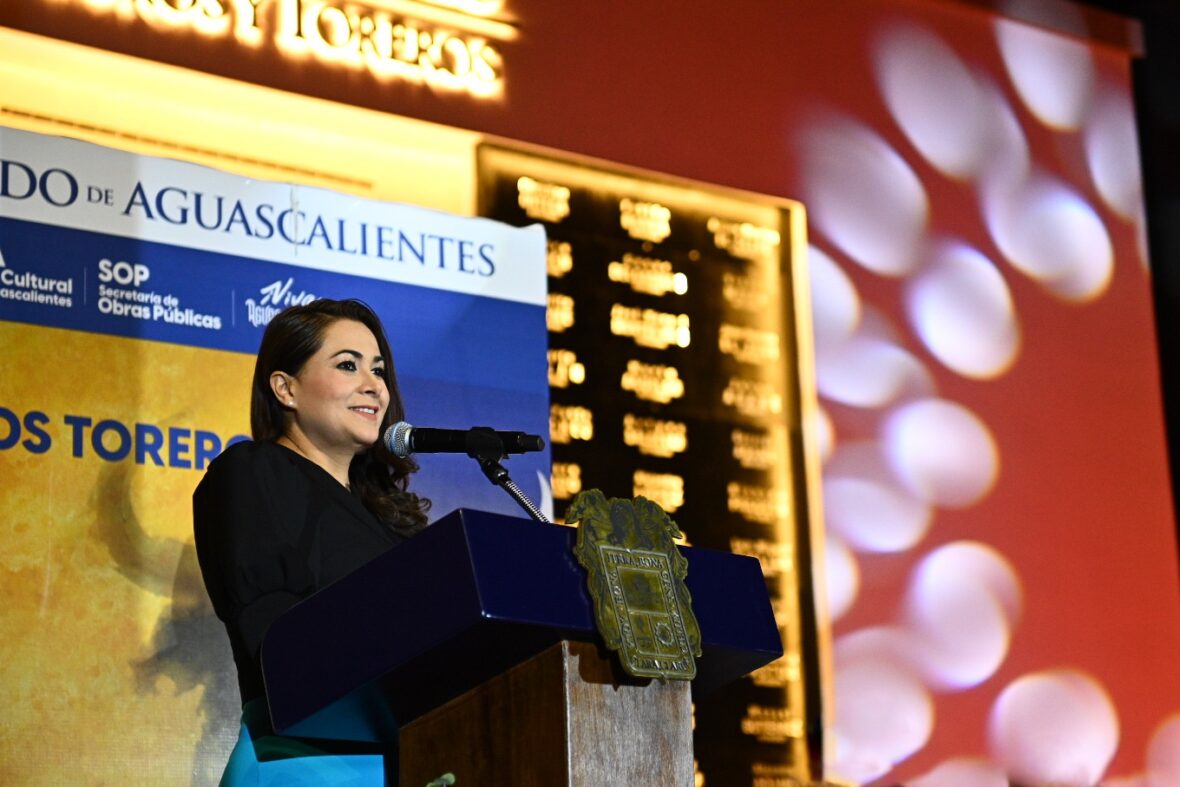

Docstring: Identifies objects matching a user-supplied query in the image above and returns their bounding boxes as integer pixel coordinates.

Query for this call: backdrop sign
[0,126,548,784]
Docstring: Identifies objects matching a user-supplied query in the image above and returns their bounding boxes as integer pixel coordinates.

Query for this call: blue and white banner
[0,126,551,518]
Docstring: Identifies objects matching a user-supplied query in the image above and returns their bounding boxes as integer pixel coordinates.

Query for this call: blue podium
[261,508,782,784]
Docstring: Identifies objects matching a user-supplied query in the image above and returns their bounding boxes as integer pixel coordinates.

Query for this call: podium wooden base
[400,639,693,787]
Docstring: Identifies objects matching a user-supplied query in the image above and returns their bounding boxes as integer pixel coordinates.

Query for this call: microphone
[384,421,545,458]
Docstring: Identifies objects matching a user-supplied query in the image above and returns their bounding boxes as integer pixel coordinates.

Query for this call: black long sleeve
[193,440,402,704]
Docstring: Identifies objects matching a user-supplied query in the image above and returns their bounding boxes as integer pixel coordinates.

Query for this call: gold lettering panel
[549,404,594,444]
[548,349,585,388]
[707,217,781,260]
[518,176,571,222]
[729,537,793,579]
[607,253,687,296]
[619,198,672,242]
[740,704,800,744]
[718,324,780,365]
[551,462,583,500]
[722,378,783,417]
[749,653,799,689]
[727,482,789,526]
[610,304,690,349]
[620,359,685,404]
[623,415,687,458]
[633,470,684,513]
[547,293,575,333]
[547,240,573,278]
[721,271,771,312]
[731,428,775,470]
[751,762,801,787]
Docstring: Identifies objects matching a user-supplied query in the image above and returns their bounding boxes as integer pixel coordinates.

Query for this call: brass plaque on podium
[568,489,702,681]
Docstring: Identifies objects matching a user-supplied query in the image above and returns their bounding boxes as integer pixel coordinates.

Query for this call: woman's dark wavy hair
[251,298,429,535]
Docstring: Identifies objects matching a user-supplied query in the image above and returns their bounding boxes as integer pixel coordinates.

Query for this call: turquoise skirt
[220,699,390,786]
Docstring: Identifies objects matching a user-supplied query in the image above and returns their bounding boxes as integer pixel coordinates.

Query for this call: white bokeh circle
[881,398,999,508]
[874,22,991,179]
[800,118,929,276]
[1085,85,1144,221]
[983,173,1113,302]
[996,17,1096,130]
[816,335,933,408]
[808,244,861,352]
[906,242,1020,379]
[824,533,860,623]
[824,441,932,553]
[989,669,1119,786]
[904,542,1021,689]
[831,655,934,784]
[909,758,1009,787]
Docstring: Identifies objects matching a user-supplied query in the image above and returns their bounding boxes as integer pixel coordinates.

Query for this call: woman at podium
[193,298,429,785]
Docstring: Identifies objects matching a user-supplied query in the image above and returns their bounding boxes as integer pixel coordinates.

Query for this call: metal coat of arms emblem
[567,489,702,680]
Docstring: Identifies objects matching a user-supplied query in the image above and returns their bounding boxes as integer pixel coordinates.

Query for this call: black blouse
[193,440,405,704]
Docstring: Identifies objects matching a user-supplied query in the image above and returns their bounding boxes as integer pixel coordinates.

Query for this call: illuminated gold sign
[551,461,583,500]
[727,481,789,526]
[619,198,671,242]
[546,293,574,333]
[728,537,792,579]
[622,415,687,458]
[740,705,799,744]
[548,348,585,388]
[751,761,804,785]
[721,378,783,417]
[550,404,593,444]
[518,176,571,222]
[633,469,684,514]
[59,0,514,96]
[607,253,687,297]
[731,428,775,470]
[707,217,780,260]
[547,240,573,278]
[722,271,771,312]
[718,324,780,364]
[610,304,690,349]
[620,360,684,404]
[749,654,797,689]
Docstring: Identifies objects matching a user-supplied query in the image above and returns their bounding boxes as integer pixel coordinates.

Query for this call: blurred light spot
[813,405,835,464]
[808,245,861,352]
[824,533,860,623]
[989,670,1119,786]
[824,441,931,553]
[830,655,934,784]
[906,242,1020,379]
[909,758,1009,787]
[1103,777,1149,787]
[1085,86,1144,221]
[882,398,999,508]
[1147,714,1180,787]
[835,625,915,670]
[996,18,1095,130]
[874,23,991,179]
[983,173,1113,302]
[975,81,1032,192]
[800,118,929,276]
[816,335,933,408]
[904,542,1020,688]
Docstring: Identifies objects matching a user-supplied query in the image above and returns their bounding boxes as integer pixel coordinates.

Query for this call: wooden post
[400,640,694,787]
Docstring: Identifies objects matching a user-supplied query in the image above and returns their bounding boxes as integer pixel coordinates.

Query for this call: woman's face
[283,319,390,456]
